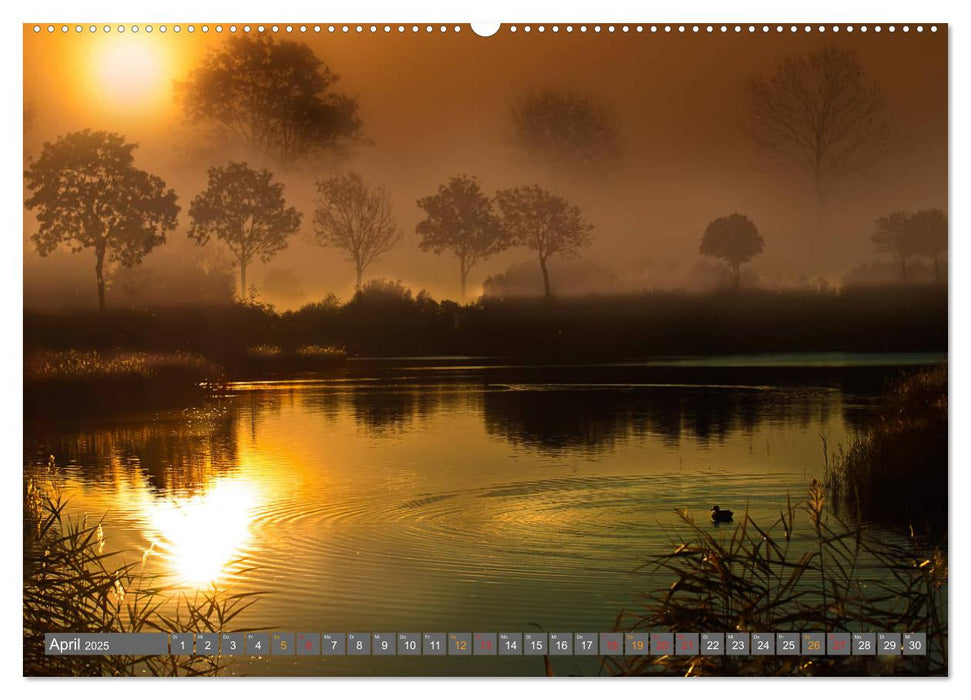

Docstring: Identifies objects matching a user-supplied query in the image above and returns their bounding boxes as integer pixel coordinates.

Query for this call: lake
[23,352,942,675]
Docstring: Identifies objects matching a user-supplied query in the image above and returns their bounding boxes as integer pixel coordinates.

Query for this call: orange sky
[23,25,948,306]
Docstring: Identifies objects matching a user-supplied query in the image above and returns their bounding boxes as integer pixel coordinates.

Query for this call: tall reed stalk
[24,463,262,676]
[606,484,947,676]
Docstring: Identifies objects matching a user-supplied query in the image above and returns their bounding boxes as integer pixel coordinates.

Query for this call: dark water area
[23,352,943,675]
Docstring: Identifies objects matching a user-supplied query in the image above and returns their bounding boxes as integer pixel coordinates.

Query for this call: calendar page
[22,20,947,679]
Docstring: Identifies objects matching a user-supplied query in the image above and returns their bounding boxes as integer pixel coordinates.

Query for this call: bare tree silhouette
[25,130,179,311]
[496,185,593,298]
[177,34,361,167]
[700,213,764,290]
[188,162,301,296]
[313,173,400,291]
[746,46,889,210]
[416,175,508,301]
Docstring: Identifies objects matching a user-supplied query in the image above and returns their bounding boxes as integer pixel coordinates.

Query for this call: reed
[245,344,284,359]
[824,364,947,534]
[23,465,261,677]
[295,344,346,359]
[606,483,947,676]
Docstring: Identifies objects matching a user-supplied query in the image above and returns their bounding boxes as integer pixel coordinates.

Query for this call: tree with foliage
[746,46,889,210]
[416,175,508,300]
[700,213,764,290]
[911,208,948,283]
[495,185,594,298]
[872,210,930,283]
[24,130,179,311]
[509,89,621,183]
[177,34,361,166]
[188,162,302,296]
[313,173,400,291]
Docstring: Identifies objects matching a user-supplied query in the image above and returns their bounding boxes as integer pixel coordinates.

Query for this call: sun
[90,37,172,112]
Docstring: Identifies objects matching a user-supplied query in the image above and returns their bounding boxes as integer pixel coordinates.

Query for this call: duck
[710,505,734,523]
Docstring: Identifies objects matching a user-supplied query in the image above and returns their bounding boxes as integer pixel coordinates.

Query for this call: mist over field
[23,27,946,310]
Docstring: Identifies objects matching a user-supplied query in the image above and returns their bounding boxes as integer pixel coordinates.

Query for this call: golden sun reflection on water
[142,477,260,588]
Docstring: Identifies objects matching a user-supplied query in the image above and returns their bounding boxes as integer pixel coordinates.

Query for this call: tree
[745,46,889,209]
[509,89,621,183]
[188,162,302,295]
[871,211,930,283]
[700,213,764,290]
[24,130,179,311]
[912,208,948,283]
[416,175,508,300]
[312,173,400,291]
[495,185,594,298]
[177,34,361,166]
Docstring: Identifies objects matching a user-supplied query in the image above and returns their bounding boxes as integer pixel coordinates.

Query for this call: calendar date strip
[45,631,927,657]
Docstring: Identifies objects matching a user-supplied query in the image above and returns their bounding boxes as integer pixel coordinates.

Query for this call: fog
[23,26,947,309]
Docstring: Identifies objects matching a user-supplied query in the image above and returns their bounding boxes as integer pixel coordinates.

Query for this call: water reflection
[27,406,239,494]
[482,384,838,454]
[298,385,474,435]
[25,406,258,589]
[22,359,917,649]
[483,389,633,453]
[142,477,261,586]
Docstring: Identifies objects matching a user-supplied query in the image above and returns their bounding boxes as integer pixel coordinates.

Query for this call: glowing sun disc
[91,38,171,111]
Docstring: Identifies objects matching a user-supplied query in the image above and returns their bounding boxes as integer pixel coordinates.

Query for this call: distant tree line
[23,130,597,310]
[23,33,612,309]
[23,35,945,311]
[24,283,947,362]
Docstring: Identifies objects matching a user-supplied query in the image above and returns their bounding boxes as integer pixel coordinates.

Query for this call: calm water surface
[24,353,941,675]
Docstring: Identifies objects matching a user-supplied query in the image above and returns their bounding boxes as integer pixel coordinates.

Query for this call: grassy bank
[24,350,217,418]
[23,345,349,416]
[825,365,947,535]
[609,483,946,676]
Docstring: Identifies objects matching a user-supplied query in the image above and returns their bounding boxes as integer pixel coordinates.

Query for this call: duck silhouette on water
[710,505,734,523]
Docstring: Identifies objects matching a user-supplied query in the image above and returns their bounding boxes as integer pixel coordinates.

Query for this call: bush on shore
[825,365,947,535]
